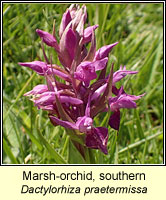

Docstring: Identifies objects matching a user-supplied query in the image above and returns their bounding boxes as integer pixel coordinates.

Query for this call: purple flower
[74,58,108,87]
[76,116,93,133]
[109,86,145,111]
[109,87,145,130]
[59,9,72,38]
[18,61,48,76]
[49,94,109,154]
[59,28,77,68]
[86,127,108,154]
[18,61,70,81]
[49,114,108,154]
[33,91,84,110]
[36,29,59,51]
[113,65,138,84]
[83,25,99,44]
[90,66,138,101]
[19,4,144,155]
[94,42,119,60]
[24,84,48,96]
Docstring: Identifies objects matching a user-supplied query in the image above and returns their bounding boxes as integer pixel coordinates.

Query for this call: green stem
[84,147,91,164]
[114,141,119,164]
[89,149,96,164]
[118,132,162,154]
[62,135,70,156]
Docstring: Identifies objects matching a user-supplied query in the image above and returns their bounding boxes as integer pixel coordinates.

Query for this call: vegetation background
[3,3,164,164]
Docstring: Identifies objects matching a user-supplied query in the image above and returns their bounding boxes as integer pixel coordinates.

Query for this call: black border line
[1,0,165,167]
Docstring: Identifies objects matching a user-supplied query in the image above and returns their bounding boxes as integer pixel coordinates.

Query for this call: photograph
[2,2,164,164]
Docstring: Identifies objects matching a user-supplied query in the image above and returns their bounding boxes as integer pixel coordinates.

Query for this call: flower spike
[19,4,144,155]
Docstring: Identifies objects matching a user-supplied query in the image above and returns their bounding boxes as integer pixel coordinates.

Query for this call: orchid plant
[19,4,144,163]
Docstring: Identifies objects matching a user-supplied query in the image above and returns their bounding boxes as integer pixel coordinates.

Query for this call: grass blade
[37,129,67,164]
[3,138,19,164]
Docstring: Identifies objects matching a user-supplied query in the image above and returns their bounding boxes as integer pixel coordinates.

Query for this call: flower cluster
[19,4,144,155]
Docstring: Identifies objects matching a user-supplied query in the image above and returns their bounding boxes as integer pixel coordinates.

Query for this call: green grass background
[3,3,163,164]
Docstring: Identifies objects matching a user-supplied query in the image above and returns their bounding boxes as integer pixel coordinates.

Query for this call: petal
[125,93,146,101]
[34,92,55,106]
[47,68,70,81]
[109,110,120,131]
[74,61,97,85]
[49,115,78,130]
[93,57,108,71]
[39,105,54,111]
[85,127,108,154]
[116,98,137,109]
[59,9,72,38]
[109,97,137,111]
[18,61,47,75]
[85,133,98,149]
[113,65,138,84]
[65,28,77,60]
[94,42,118,60]
[85,94,91,117]
[59,96,83,105]
[96,127,108,154]
[76,14,85,37]
[59,28,76,68]
[36,29,59,51]
[83,25,98,44]
[72,7,84,29]
[68,4,78,19]
[82,4,87,23]
[109,87,144,111]
[91,83,107,101]
[24,84,48,96]
[76,116,93,133]
[109,96,119,104]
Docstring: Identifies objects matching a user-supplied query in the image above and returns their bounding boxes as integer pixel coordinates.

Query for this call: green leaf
[68,140,85,164]
[3,72,36,123]
[134,109,145,139]
[3,138,19,164]
[37,129,67,164]
[9,113,25,163]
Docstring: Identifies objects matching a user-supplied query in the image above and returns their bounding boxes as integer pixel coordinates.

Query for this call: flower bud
[59,28,77,68]
[36,29,59,51]
[59,9,72,38]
